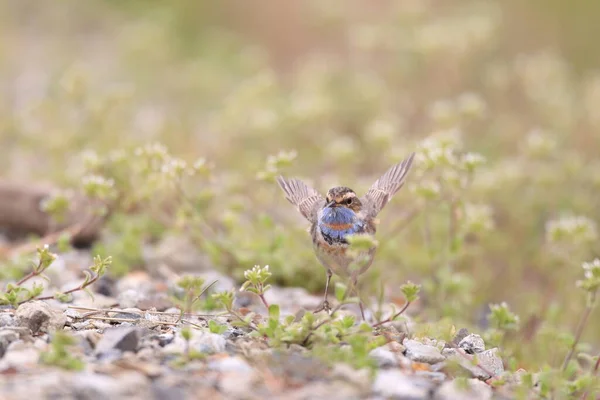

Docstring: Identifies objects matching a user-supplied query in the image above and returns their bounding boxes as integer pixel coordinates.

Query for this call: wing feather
[276,176,325,223]
[362,152,415,217]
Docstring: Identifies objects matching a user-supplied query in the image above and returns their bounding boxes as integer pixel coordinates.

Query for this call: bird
[276,153,415,319]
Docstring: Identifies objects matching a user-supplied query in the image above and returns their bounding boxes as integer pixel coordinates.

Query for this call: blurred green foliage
[1,0,600,379]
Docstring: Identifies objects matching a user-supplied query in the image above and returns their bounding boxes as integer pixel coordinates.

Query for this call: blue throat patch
[318,206,364,244]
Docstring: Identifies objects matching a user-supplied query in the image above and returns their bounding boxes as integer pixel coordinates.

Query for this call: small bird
[276,153,415,318]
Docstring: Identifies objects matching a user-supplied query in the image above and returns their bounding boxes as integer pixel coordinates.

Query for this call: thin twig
[372,301,412,328]
[580,353,600,400]
[562,298,595,371]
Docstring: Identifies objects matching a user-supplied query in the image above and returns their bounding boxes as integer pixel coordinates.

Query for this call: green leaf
[269,304,280,320]
[335,282,347,302]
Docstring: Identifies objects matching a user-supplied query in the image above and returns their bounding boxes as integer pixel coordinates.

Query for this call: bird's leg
[350,275,366,321]
[314,269,333,314]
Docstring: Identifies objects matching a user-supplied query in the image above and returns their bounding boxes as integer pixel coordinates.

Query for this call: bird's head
[325,186,362,213]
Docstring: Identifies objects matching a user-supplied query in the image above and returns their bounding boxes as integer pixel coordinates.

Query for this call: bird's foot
[313,300,331,314]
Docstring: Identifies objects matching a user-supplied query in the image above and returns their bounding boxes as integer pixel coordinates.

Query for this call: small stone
[191,332,226,354]
[0,341,40,369]
[64,308,82,320]
[0,313,17,327]
[15,301,67,334]
[445,347,504,380]
[208,356,252,373]
[111,308,142,320]
[0,330,19,358]
[222,327,245,340]
[95,327,140,356]
[415,371,447,383]
[163,330,226,355]
[458,334,485,354]
[372,370,431,399]
[434,379,492,400]
[369,342,409,369]
[403,339,446,364]
[331,363,371,389]
[118,289,146,309]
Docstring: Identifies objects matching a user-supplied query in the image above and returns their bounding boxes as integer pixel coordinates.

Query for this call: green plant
[40,331,85,371]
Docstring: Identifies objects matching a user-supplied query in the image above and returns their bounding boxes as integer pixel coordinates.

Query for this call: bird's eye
[344,198,353,205]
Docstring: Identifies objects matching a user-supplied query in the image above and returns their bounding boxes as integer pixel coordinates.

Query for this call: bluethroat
[276,153,415,319]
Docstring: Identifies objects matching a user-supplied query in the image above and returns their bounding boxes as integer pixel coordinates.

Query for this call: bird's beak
[325,200,336,208]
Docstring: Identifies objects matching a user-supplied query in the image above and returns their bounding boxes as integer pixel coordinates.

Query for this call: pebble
[15,301,67,334]
[458,334,486,354]
[434,379,493,400]
[95,327,141,356]
[369,342,409,369]
[403,339,446,364]
[444,347,504,380]
[0,313,17,327]
[208,356,253,373]
[372,370,431,399]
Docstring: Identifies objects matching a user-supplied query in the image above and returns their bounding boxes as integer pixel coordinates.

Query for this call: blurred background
[1,0,600,367]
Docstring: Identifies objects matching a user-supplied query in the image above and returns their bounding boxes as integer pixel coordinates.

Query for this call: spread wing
[276,176,325,223]
[362,152,415,217]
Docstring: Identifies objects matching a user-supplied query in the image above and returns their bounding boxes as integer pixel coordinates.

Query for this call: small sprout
[456,92,487,119]
[40,331,85,371]
[192,158,213,177]
[212,290,235,311]
[400,281,421,303]
[181,326,192,341]
[90,255,112,276]
[461,152,486,173]
[335,282,348,302]
[577,258,600,294]
[546,216,598,245]
[522,128,557,158]
[240,265,272,310]
[81,174,116,201]
[346,234,379,253]
[40,191,71,224]
[462,203,495,234]
[411,180,441,200]
[489,302,520,331]
[208,320,228,335]
[37,245,58,271]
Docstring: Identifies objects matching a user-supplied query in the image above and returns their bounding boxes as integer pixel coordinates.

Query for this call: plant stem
[258,293,270,311]
[22,272,100,304]
[580,353,600,400]
[372,301,411,328]
[562,294,595,371]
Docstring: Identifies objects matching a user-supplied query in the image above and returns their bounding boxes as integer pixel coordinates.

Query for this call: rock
[0,341,40,369]
[110,308,143,321]
[0,313,17,327]
[458,334,485,354]
[263,287,322,314]
[331,363,371,390]
[118,289,147,309]
[15,301,66,333]
[208,356,253,373]
[445,347,504,380]
[71,371,152,399]
[218,370,259,399]
[434,379,493,400]
[372,370,431,399]
[415,371,447,383]
[0,330,19,358]
[191,332,226,354]
[403,339,446,364]
[164,330,226,355]
[95,327,140,356]
[369,342,409,369]
[452,328,470,345]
